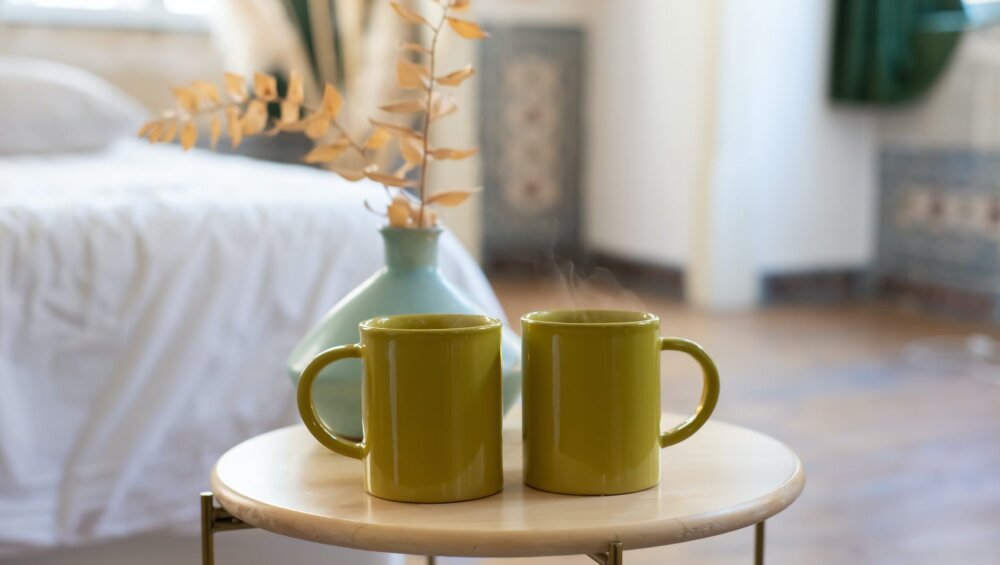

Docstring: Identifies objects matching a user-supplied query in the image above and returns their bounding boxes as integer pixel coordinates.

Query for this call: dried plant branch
[417,4,450,226]
[138,0,488,229]
[142,80,393,194]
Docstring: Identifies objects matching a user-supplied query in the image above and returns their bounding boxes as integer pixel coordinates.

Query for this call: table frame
[199,492,767,565]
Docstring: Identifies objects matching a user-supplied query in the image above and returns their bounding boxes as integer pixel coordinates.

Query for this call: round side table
[203,416,804,565]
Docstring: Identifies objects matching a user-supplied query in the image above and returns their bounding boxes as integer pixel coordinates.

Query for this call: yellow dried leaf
[224,72,247,103]
[430,92,458,121]
[280,100,300,124]
[226,107,243,148]
[320,83,343,118]
[209,115,221,149]
[450,0,471,12]
[137,120,157,138]
[328,165,366,182]
[191,80,220,105]
[241,99,268,135]
[436,65,475,87]
[390,1,431,26]
[171,86,198,113]
[387,196,414,227]
[304,141,349,163]
[286,70,304,105]
[399,135,423,164]
[364,127,392,149]
[398,41,430,55]
[145,122,163,143]
[253,72,278,101]
[397,57,430,90]
[369,118,424,140]
[447,17,488,39]
[162,120,178,143]
[429,147,478,160]
[180,121,197,150]
[427,187,481,207]
[304,116,331,139]
[379,98,427,114]
[365,171,418,188]
[387,206,410,227]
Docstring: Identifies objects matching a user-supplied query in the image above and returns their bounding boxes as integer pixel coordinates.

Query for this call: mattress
[0,140,507,557]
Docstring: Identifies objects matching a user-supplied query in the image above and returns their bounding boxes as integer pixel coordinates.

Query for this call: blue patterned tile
[877,147,1000,322]
[479,26,584,265]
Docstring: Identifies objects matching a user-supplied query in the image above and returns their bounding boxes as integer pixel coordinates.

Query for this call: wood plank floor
[482,276,1000,565]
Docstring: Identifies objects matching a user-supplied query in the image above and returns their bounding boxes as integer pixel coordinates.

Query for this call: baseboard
[482,248,582,276]
[761,269,870,305]
[489,257,879,306]
[484,251,684,300]
[585,253,685,299]
[876,275,999,323]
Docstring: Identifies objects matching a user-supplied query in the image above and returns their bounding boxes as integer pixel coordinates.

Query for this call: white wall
[477,0,595,25]
[427,21,484,260]
[584,0,715,267]
[579,0,879,308]
[880,25,1000,150]
[0,26,224,110]
[737,0,876,273]
[705,0,877,290]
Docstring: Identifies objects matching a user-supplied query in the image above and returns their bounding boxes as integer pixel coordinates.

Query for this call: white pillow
[0,57,150,155]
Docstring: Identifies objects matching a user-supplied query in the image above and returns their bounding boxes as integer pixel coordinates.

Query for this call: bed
[0,59,506,559]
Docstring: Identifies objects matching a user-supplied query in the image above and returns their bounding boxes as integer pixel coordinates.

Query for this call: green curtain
[831,0,967,105]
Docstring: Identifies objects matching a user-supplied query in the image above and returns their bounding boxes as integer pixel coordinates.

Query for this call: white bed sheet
[0,140,506,558]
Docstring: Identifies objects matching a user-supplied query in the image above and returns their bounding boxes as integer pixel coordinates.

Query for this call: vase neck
[381,227,440,271]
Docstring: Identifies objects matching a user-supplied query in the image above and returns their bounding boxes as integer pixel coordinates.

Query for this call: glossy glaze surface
[286,227,522,439]
[521,310,720,495]
[210,415,804,557]
[298,314,503,503]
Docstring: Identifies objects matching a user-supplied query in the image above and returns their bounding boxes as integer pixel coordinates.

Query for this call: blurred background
[1,0,998,564]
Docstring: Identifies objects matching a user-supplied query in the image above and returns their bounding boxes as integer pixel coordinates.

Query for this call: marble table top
[211,415,804,557]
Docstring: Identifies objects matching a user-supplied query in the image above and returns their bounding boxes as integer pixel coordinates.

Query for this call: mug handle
[297,344,366,460]
[658,337,721,448]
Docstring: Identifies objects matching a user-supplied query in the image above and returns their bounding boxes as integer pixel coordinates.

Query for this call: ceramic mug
[521,310,720,495]
[297,314,504,503]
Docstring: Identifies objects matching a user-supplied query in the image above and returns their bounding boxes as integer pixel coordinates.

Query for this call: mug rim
[521,309,659,328]
[360,313,501,334]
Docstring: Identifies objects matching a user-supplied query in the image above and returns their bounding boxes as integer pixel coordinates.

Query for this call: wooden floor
[482,276,1000,565]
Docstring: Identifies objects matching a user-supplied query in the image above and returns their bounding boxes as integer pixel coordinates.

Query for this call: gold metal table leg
[587,541,623,565]
[200,492,214,565]
[201,492,256,565]
[754,521,765,565]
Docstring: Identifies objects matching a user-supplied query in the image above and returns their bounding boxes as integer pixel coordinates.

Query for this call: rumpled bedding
[0,140,506,557]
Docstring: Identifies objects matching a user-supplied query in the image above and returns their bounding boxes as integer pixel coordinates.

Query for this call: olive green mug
[297,314,504,503]
[521,310,720,495]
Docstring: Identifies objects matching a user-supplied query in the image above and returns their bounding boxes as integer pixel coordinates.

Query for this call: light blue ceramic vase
[286,226,522,439]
